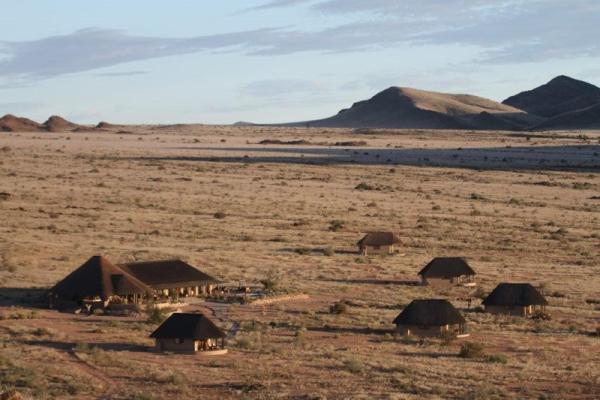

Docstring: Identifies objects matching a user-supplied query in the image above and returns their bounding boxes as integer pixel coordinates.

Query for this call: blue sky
[1,0,599,124]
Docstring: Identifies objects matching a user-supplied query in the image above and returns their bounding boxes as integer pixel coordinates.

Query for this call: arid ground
[0,126,599,399]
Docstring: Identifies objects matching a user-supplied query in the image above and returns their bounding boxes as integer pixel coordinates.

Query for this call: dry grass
[0,126,599,399]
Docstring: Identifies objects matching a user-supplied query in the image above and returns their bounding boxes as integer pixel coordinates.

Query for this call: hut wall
[421,275,474,287]
[396,324,443,337]
[155,338,196,353]
[361,244,394,256]
[421,277,454,287]
[396,324,464,337]
[485,305,531,316]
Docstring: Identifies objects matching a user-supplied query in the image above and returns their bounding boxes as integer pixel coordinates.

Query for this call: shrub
[323,247,335,256]
[74,342,91,353]
[329,301,348,315]
[343,357,364,374]
[458,342,485,359]
[355,182,374,190]
[213,211,226,219]
[31,327,52,337]
[294,248,311,255]
[235,337,252,349]
[328,220,345,232]
[530,311,551,321]
[486,354,508,364]
[463,385,508,400]
[260,273,280,292]
[146,306,168,324]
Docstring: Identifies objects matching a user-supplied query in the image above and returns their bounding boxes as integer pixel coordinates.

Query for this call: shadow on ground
[277,247,360,255]
[23,339,148,353]
[0,287,47,307]
[307,326,393,335]
[122,144,600,172]
[322,278,421,286]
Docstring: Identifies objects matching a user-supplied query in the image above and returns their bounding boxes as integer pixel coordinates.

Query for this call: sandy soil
[0,126,599,399]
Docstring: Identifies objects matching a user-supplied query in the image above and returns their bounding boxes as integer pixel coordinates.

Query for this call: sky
[1,0,599,124]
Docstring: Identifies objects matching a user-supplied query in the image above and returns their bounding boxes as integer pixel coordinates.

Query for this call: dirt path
[67,349,118,395]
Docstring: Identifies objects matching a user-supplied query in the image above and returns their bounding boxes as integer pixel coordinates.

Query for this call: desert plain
[0,125,599,399]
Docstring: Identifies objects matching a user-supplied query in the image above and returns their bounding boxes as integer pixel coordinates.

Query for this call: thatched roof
[393,299,465,326]
[357,232,401,247]
[483,283,548,306]
[418,257,476,278]
[50,256,151,301]
[150,313,226,340]
[119,259,219,290]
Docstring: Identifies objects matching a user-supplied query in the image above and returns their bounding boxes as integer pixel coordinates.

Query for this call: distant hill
[533,103,600,130]
[503,75,600,118]
[42,115,80,132]
[0,114,42,132]
[288,87,542,130]
[96,121,124,129]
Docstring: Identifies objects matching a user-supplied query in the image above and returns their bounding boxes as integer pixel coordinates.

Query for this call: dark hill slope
[533,103,600,130]
[503,75,600,118]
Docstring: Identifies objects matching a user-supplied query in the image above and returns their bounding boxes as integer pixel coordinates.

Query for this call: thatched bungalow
[48,255,151,310]
[357,232,401,256]
[418,257,476,287]
[150,312,227,354]
[393,299,468,338]
[119,259,219,299]
[483,283,548,317]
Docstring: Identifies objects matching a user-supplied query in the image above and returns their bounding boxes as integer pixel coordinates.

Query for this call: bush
[343,357,364,374]
[213,211,226,219]
[486,354,508,364]
[74,342,91,353]
[328,220,345,232]
[329,301,348,314]
[235,337,252,349]
[354,182,374,190]
[260,272,280,292]
[294,248,311,255]
[323,247,335,256]
[146,307,168,324]
[458,342,485,359]
[31,327,52,337]
[530,310,551,321]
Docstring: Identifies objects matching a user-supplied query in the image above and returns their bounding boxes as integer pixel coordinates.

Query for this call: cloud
[0,0,598,88]
[241,0,312,12]
[0,27,277,85]
[245,0,600,62]
[94,70,149,78]
[241,79,326,97]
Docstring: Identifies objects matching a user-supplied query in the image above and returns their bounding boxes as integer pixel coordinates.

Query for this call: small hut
[393,299,468,338]
[150,313,227,354]
[119,259,219,299]
[418,257,476,287]
[482,283,548,317]
[357,232,401,256]
[48,255,151,310]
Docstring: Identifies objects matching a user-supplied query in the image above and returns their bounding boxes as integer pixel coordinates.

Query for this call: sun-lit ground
[1,126,599,399]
